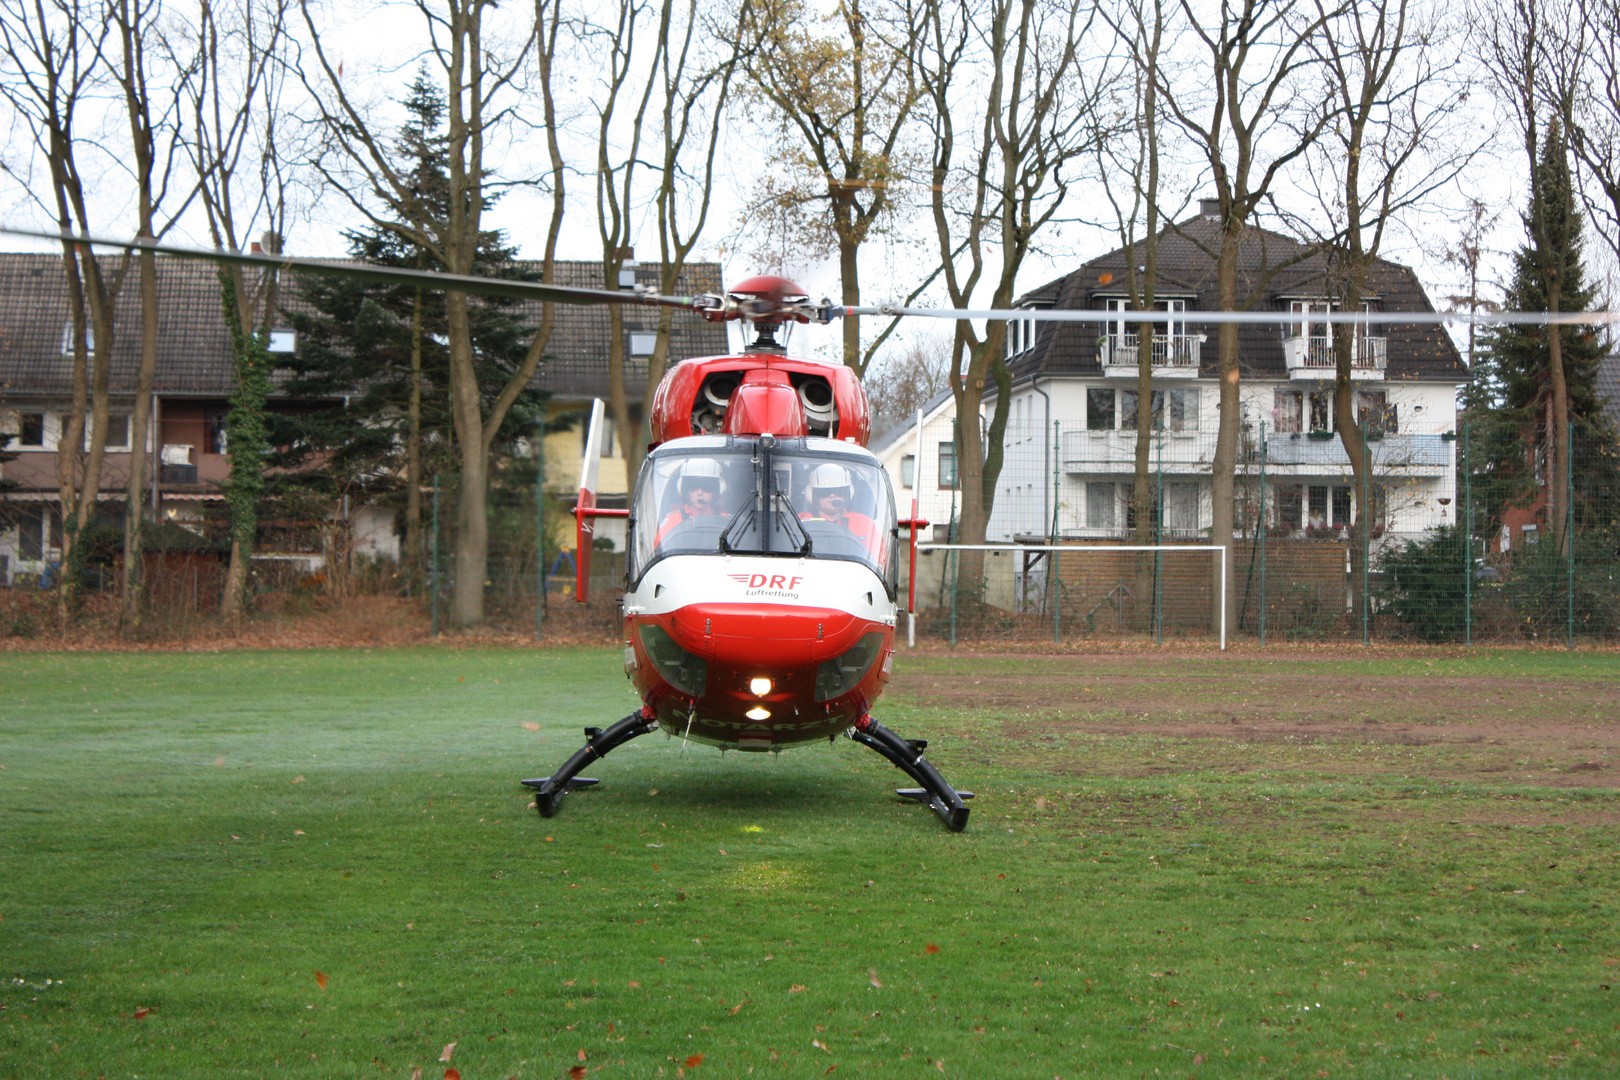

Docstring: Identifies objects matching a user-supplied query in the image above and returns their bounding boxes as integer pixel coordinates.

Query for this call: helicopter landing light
[749,677,773,697]
[746,706,772,721]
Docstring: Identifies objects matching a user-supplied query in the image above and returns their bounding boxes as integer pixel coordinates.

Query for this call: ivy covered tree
[278,71,548,589]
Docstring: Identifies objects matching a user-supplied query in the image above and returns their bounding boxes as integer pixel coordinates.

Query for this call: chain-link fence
[7,412,1613,646]
[915,414,1619,646]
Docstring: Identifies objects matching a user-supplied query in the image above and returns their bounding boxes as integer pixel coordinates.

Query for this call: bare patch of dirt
[890,647,1620,790]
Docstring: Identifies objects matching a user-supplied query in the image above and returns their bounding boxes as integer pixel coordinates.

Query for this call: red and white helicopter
[539,274,971,830]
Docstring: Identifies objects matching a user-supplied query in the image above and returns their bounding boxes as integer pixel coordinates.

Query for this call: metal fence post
[430,475,440,638]
[1360,423,1370,646]
[1052,420,1061,645]
[1259,420,1268,647]
[1154,434,1163,646]
[1567,420,1575,649]
[544,417,550,641]
[1463,420,1472,646]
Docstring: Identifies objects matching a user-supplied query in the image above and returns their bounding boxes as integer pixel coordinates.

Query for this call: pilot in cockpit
[656,458,729,544]
[799,463,881,553]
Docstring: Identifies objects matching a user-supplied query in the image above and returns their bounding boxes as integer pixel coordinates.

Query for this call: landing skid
[521,709,658,818]
[847,716,973,831]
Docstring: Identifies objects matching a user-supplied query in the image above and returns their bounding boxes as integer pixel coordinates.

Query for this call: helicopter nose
[667,603,869,665]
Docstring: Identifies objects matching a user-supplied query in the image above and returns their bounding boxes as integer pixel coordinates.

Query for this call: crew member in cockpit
[800,463,880,552]
[656,458,728,544]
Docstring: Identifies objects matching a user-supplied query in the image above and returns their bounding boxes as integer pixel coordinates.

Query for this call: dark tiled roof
[1006,214,1468,384]
[0,253,728,402]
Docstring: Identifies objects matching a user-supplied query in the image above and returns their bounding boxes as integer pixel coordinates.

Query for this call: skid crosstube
[848,715,973,831]
[521,708,658,818]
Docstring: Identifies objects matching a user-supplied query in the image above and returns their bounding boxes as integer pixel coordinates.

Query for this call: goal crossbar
[913,543,1227,650]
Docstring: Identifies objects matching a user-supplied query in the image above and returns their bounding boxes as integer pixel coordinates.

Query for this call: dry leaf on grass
[569,1068,587,1080]
[133,1007,149,1019]
[314,971,328,991]
[577,1049,587,1062]
[924,943,940,954]
[811,1039,829,1053]
[439,1042,456,1062]
[522,722,540,731]
[444,1070,460,1080]
[685,1053,705,1067]
[789,984,807,993]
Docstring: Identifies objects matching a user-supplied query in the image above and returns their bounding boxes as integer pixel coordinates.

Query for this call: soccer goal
[909,543,1228,649]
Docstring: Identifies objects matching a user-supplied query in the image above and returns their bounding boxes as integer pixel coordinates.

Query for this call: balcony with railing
[1099,333,1203,378]
[1283,335,1387,380]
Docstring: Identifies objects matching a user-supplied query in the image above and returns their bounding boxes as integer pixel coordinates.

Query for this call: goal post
[911,543,1227,650]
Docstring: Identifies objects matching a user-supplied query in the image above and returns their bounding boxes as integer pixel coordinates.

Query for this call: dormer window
[60,321,93,355]
[1005,304,1048,358]
[268,329,296,353]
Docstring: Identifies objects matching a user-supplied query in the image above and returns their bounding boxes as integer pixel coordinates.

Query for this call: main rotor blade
[842,304,1620,328]
[0,225,702,310]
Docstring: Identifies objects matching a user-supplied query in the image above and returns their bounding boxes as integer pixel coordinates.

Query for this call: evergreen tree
[1467,126,1618,541]
[277,70,549,585]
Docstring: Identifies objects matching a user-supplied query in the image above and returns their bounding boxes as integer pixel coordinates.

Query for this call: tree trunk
[1546,305,1569,554]
[121,245,159,631]
[404,291,424,591]
[446,291,488,629]
[1208,240,1241,635]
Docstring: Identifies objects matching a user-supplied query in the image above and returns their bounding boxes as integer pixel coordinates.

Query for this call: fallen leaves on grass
[811,1039,829,1053]
[868,969,883,988]
[685,1053,705,1067]
[789,985,807,993]
[439,1042,456,1062]
[924,943,940,954]
[569,1068,587,1080]
[444,1070,460,1080]
[578,1049,588,1062]
[729,999,746,1015]
[521,721,540,731]
[133,1007,150,1019]
[628,980,641,989]
[292,775,305,784]
[314,971,328,991]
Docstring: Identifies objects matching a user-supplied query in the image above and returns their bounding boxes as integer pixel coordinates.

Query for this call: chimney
[1199,198,1221,220]
[250,242,263,254]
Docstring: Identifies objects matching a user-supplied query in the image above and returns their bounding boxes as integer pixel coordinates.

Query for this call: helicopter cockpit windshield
[630,436,897,593]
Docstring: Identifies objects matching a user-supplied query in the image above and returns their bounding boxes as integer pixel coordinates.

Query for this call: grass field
[1,644,1616,1078]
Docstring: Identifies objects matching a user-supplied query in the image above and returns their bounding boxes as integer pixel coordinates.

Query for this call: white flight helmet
[807,463,853,502]
[677,457,725,495]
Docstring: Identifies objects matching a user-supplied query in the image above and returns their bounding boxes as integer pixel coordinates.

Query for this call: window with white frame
[900,454,915,489]
[1164,483,1199,532]
[15,410,48,448]
[1273,389,1333,434]
[84,413,132,451]
[1086,481,1116,529]
[1105,297,1187,339]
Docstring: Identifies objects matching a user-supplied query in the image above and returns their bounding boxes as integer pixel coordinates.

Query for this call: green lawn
[1,646,1615,1078]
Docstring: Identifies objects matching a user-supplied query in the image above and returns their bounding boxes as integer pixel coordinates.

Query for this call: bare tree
[918,0,1113,599]
[1099,0,1189,620]
[110,0,195,631]
[0,0,128,624]
[1305,0,1477,612]
[1155,0,1342,631]
[1569,0,1620,265]
[298,0,553,628]
[178,0,293,625]
[735,0,923,375]
[581,0,739,482]
[862,327,950,430]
